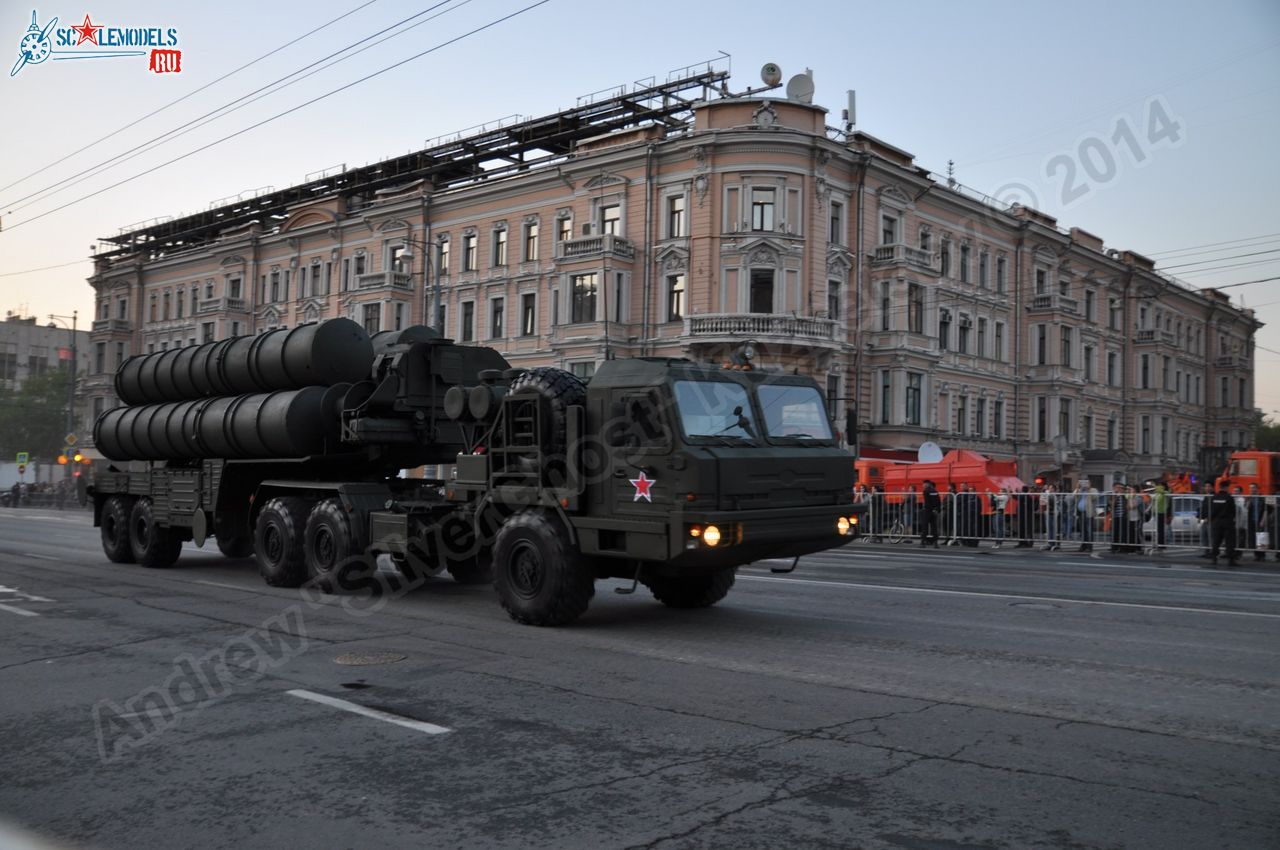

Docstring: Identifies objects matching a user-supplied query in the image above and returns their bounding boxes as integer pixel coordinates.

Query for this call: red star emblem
[72,14,102,46]
[629,470,655,503]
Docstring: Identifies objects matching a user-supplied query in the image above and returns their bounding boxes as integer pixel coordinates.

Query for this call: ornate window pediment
[584,173,626,190]
[655,244,689,272]
[877,185,912,210]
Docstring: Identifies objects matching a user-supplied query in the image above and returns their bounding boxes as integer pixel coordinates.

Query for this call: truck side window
[620,391,671,450]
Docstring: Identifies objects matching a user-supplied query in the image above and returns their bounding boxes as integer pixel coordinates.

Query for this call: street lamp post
[400,237,442,334]
[47,311,77,479]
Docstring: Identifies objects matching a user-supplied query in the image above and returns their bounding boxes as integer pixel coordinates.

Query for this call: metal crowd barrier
[850,490,1280,560]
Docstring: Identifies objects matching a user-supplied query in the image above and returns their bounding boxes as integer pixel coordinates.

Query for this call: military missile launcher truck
[90,319,856,625]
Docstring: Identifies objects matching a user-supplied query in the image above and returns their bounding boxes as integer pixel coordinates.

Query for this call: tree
[1257,417,1280,452]
[0,367,71,460]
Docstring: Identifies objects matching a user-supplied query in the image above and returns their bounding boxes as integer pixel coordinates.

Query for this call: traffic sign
[17,463,26,475]
[65,433,77,447]
[15,452,28,464]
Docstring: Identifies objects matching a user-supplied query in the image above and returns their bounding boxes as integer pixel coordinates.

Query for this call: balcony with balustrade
[557,234,636,262]
[1027,293,1080,316]
[356,271,413,291]
[683,313,840,350]
[870,243,936,275]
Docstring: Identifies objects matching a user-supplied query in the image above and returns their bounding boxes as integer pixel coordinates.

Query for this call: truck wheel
[217,535,254,559]
[645,568,736,609]
[493,511,594,626]
[129,498,183,569]
[214,512,253,559]
[508,367,586,480]
[254,497,309,587]
[304,498,370,592]
[100,495,136,564]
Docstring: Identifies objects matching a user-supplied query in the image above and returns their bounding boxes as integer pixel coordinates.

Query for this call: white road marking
[286,689,451,735]
[0,602,38,617]
[21,553,59,561]
[737,574,1280,620]
[193,580,257,593]
[0,586,52,602]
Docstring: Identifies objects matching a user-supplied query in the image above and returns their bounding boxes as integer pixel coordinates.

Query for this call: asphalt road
[0,508,1277,850]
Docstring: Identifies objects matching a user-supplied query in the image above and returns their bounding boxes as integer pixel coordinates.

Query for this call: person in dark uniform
[920,480,941,548]
[1207,481,1239,568]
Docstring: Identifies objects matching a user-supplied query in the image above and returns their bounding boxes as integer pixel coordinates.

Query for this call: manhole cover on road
[1009,602,1061,610]
[334,652,406,666]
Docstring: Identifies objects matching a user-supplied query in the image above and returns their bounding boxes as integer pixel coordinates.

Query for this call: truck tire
[129,497,183,568]
[214,512,253,559]
[100,495,136,564]
[645,568,736,609]
[508,367,586,481]
[254,497,309,587]
[493,511,594,626]
[304,498,372,592]
[216,535,254,559]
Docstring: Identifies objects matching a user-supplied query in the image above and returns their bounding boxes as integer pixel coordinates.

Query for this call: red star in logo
[72,14,102,46]
[629,470,655,503]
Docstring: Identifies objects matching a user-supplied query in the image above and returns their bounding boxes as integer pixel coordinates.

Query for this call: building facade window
[667,274,685,321]
[1084,344,1095,382]
[994,322,1004,360]
[492,228,507,267]
[940,239,952,277]
[1036,324,1047,365]
[977,317,987,358]
[751,188,776,231]
[667,195,686,239]
[907,284,924,333]
[463,234,478,271]
[978,250,989,289]
[959,244,971,284]
[829,201,844,245]
[1060,327,1073,367]
[461,301,474,341]
[827,281,841,321]
[880,371,891,425]
[975,398,986,437]
[906,372,922,425]
[957,316,971,354]
[881,213,898,245]
[520,293,536,336]
[1036,397,1047,442]
[993,399,1004,438]
[938,309,951,352]
[523,223,539,261]
[490,297,504,338]
[600,204,620,236]
[557,215,572,244]
[362,304,380,335]
[749,269,774,314]
[438,238,450,276]
[880,281,891,331]
[956,395,968,435]
[996,255,1006,293]
[571,273,598,323]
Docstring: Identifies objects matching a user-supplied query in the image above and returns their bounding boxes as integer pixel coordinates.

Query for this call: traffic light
[72,451,83,463]
[57,454,67,465]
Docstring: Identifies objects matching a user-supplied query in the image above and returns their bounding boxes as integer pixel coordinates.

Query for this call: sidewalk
[852,535,1280,572]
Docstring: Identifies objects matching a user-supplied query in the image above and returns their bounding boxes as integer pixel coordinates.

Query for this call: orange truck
[881,450,1025,502]
[1215,451,1280,494]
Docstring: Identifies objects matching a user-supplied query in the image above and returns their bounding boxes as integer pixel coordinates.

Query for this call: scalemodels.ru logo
[10,9,182,77]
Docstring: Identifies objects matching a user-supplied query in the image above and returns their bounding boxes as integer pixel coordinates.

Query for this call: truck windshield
[673,380,755,441]
[1231,459,1258,477]
[758,384,833,440]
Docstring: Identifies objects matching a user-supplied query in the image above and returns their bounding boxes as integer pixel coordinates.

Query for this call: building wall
[0,314,93,437]
[83,90,1260,485]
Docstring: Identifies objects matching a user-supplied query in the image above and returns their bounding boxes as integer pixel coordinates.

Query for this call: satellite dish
[760,63,782,87]
[786,71,814,104]
[918,441,944,464]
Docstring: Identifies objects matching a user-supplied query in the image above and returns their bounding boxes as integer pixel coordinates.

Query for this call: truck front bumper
[665,503,856,569]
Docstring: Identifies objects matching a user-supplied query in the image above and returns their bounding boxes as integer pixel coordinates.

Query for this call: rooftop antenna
[786,69,815,103]
[946,160,957,189]
[841,90,855,133]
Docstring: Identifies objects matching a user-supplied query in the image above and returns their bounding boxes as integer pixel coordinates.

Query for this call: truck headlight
[837,517,850,535]
[703,525,722,547]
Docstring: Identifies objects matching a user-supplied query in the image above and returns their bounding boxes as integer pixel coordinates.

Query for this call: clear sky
[2,0,1278,408]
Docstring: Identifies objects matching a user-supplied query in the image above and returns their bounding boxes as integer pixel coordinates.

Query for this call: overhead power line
[0,0,552,233]
[0,0,382,198]
[0,259,88,277]
[3,0,460,216]
[1159,247,1280,271]
[1147,231,1280,258]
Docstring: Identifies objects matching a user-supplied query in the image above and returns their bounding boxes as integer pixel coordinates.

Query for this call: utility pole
[48,311,77,479]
